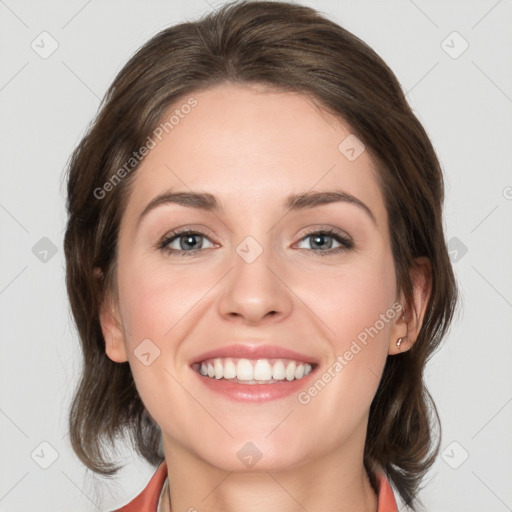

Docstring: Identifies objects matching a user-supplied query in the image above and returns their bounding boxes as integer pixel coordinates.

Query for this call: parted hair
[64,1,457,508]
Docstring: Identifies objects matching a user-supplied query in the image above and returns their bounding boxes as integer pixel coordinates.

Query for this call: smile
[192,357,314,383]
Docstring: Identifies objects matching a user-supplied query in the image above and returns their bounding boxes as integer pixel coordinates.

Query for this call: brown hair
[64,1,457,508]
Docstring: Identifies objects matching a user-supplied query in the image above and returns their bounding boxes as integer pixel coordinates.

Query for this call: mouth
[189,344,320,401]
[192,357,317,384]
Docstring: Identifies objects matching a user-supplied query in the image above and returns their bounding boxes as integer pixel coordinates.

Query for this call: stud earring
[396,337,404,349]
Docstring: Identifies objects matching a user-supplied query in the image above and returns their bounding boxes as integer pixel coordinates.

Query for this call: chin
[194,437,312,474]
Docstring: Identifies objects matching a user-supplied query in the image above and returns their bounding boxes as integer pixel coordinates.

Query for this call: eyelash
[158,227,354,257]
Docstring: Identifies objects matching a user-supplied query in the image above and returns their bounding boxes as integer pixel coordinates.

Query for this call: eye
[158,227,353,257]
[295,228,353,255]
[159,229,215,256]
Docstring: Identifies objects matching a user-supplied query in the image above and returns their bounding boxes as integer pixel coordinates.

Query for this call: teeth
[272,360,286,380]
[237,359,254,381]
[285,361,296,381]
[214,359,223,379]
[254,359,273,380]
[195,357,313,383]
[223,358,237,379]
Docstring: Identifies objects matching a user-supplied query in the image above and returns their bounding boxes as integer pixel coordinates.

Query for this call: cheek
[115,253,219,393]
[301,250,396,344]
[335,264,396,346]
[297,252,397,414]
[114,257,203,431]
[117,254,208,343]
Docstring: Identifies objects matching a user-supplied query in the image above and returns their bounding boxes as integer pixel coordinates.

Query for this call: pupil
[313,234,331,249]
[183,235,199,250]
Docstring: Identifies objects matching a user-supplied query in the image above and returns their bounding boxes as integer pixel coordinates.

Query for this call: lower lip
[191,367,317,402]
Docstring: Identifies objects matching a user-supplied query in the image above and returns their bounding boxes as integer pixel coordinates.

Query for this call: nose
[217,240,294,326]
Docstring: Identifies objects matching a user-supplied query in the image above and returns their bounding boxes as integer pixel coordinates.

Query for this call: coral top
[112,461,398,512]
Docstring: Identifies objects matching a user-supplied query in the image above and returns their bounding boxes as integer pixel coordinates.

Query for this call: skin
[99,82,431,512]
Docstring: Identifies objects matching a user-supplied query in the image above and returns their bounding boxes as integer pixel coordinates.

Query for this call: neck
[160,434,378,512]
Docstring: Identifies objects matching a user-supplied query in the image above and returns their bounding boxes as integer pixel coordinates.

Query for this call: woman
[64,1,457,510]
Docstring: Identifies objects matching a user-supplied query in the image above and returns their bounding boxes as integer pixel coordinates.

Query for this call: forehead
[122,82,386,226]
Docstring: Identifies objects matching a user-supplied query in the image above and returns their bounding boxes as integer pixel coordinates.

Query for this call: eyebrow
[137,189,376,227]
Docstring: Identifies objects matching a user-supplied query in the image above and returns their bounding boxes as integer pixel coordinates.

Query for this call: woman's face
[102,82,406,471]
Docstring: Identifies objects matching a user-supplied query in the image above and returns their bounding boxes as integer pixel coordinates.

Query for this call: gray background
[1,0,511,510]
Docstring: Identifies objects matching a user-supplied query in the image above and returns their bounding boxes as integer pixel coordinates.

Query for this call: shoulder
[376,472,399,512]
[111,461,167,512]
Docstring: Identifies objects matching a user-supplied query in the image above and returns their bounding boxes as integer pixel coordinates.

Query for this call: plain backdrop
[1,0,511,511]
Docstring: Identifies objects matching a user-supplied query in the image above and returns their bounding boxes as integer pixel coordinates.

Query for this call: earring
[396,337,404,349]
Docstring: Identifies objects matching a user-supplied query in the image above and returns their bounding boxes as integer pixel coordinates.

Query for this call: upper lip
[191,344,319,365]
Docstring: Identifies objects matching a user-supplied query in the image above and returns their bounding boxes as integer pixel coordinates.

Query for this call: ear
[95,267,128,363]
[388,257,432,355]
